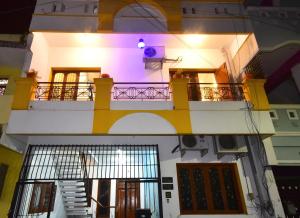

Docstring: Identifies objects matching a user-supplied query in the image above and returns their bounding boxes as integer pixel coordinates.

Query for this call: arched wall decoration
[113,3,167,32]
[109,112,176,134]
[98,0,181,32]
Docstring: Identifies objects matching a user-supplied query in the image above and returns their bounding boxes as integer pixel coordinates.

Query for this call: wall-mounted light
[138,38,145,49]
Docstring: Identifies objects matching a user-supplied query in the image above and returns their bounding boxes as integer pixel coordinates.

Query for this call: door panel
[50,72,79,100]
[116,180,140,218]
[97,180,111,218]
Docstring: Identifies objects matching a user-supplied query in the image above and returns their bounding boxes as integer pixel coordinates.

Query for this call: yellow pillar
[170,78,189,110]
[0,145,23,218]
[94,78,113,110]
[12,78,37,110]
[243,79,270,110]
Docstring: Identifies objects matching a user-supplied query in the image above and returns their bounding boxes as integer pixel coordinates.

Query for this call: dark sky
[0,0,36,34]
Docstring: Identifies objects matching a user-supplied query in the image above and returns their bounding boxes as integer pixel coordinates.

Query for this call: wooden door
[215,63,229,83]
[182,72,201,101]
[50,72,79,100]
[115,180,140,218]
[215,63,233,100]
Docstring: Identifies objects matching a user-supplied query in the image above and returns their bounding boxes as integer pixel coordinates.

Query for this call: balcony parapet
[242,79,270,111]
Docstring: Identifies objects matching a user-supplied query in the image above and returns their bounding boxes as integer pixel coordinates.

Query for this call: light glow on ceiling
[182,34,208,47]
[75,33,99,46]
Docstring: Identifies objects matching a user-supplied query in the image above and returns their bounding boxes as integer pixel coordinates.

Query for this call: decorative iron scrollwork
[35,82,94,101]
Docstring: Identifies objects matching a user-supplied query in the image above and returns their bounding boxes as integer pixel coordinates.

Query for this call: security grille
[10,145,162,218]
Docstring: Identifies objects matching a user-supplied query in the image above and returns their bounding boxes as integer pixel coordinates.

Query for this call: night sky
[0,0,37,34]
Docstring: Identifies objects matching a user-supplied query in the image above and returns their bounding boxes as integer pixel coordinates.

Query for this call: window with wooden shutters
[176,163,246,214]
[28,183,56,214]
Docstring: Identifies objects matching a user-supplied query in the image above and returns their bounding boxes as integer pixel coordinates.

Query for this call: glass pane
[64,73,77,100]
[192,168,208,210]
[33,186,41,208]
[223,167,239,210]
[178,168,193,210]
[52,73,64,100]
[209,167,225,210]
[66,73,77,83]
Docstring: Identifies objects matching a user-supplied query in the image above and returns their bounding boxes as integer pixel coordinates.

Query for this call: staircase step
[63,192,87,197]
[60,181,85,184]
[66,211,88,216]
[61,187,86,192]
[65,202,88,207]
[64,198,87,202]
[66,207,88,211]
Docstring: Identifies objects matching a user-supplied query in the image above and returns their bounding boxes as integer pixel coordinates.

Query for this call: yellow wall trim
[243,79,270,111]
[93,110,192,134]
[0,145,23,218]
[12,78,37,110]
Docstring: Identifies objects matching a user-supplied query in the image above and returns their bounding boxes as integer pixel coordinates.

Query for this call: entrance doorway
[116,180,140,218]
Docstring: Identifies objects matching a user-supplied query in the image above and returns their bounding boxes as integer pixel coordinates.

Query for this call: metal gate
[9,144,162,218]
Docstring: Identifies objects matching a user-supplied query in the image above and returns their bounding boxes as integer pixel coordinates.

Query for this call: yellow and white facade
[0,0,288,218]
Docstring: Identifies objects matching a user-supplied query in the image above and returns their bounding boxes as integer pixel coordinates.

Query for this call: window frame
[176,163,246,215]
[0,78,9,96]
[269,110,279,120]
[28,182,56,214]
[286,109,299,120]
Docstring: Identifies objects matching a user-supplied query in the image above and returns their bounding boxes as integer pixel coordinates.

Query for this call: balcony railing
[35,82,94,101]
[187,83,244,101]
[34,82,244,102]
[112,82,171,101]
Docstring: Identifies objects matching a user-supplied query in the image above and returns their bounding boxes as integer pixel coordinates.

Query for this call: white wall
[190,101,275,135]
[41,47,224,83]
[6,101,275,135]
[0,47,27,69]
[30,32,49,81]
[30,32,229,82]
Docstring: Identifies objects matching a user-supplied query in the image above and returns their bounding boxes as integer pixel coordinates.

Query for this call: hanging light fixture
[137,38,145,49]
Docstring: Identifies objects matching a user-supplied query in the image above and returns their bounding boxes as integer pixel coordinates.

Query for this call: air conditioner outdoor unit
[214,135,248,156]
[143,46,165,62]
[180,135,209,157]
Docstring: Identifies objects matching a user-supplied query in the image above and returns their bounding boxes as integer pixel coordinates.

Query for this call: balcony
[6,77,274,136]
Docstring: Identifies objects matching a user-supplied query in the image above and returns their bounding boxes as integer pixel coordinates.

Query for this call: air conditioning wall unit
[214,135,248,155]
[143,46,165,62]
[180,135,210,157]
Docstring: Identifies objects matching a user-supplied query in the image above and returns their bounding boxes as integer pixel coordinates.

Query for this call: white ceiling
[38,32,249,50]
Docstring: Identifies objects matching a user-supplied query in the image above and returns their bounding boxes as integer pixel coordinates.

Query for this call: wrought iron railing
[187,83,244,101]
[34,82,244,102]
[35,82,94,101]
[112,82,171,101]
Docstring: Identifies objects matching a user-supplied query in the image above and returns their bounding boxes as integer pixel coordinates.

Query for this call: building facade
[246,0,300,217]
[0,0,291,217]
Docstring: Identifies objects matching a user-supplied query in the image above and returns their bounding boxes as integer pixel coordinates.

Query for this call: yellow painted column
[93,78,113,134]
[0,145,23,218]
[94,78,113,110]
[170,78,189,110]
[12,78,37,110]
[243,79,270,110]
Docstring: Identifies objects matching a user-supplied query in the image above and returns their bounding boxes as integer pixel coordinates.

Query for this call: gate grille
[20,144,159,180]
[11,144,162,218]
